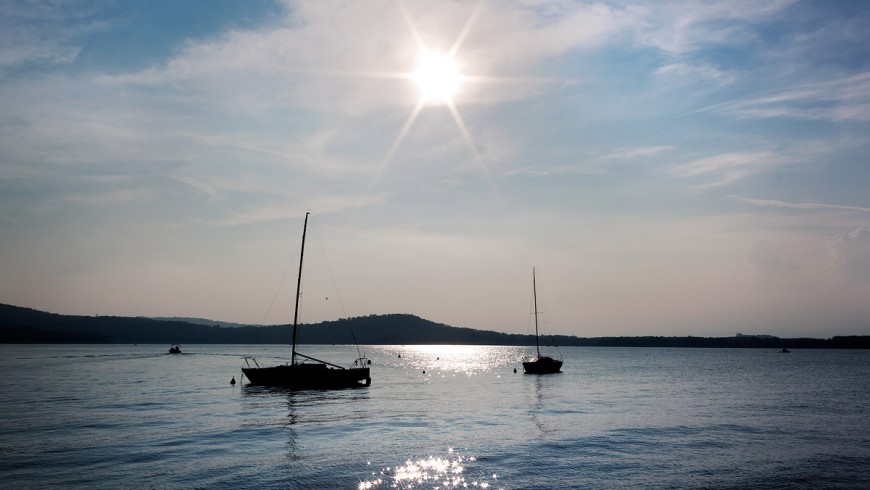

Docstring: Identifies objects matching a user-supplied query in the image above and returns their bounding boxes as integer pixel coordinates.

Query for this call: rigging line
[351,330,363,360]
[311,222,363,354]
[311,222,349,318]
[535,268,548,327]
[550,336,564,359]
[261,239,302,326]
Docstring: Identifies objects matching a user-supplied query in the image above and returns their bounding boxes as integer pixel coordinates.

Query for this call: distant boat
[522,268,563,375]
[242,212,371,389]
[168,345,181,354]
[778,347,791,353]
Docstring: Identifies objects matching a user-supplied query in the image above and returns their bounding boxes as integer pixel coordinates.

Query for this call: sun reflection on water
[379,345,523,377]
[358,448,502,490]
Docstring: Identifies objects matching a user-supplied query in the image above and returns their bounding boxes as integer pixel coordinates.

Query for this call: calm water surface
[1,344,868,489]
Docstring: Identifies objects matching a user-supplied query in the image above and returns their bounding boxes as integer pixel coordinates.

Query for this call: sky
[1,0,869,338]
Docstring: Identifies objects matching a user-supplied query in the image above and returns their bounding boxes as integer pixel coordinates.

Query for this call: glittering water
[1,344,868,489]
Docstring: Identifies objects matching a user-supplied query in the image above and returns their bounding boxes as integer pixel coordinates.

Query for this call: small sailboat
[242,212,371,389]
[522,268,563,374]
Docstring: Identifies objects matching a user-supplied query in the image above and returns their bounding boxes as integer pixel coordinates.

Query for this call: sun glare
[412,50,461,104]
[370,2,498,193]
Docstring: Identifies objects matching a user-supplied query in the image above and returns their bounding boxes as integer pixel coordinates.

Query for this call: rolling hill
[1,303,867,348]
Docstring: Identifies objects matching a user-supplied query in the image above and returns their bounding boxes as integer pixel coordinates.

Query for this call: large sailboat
[522,267,563,374]
[242,212,371,389]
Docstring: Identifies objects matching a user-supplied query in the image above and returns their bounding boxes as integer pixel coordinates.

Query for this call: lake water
[1,344,868,489]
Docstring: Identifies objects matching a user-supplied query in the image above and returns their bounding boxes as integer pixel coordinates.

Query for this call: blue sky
[2,0,869,337]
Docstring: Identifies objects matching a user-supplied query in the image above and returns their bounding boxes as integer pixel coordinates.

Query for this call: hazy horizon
[2,1,869,338]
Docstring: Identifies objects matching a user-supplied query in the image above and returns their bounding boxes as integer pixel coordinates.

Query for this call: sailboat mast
[291,212,309,365]
[533,267,541,357]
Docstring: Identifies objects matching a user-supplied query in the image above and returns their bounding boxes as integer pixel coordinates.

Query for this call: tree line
[1,303,868,348]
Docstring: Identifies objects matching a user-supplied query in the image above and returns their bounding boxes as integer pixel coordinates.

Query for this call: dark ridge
[1,303,868,348]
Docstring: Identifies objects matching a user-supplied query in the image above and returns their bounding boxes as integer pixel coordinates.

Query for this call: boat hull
[522,356,562,374]
[242,363,371,389]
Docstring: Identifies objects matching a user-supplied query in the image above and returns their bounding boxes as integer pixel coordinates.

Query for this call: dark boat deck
[242,362,370,388]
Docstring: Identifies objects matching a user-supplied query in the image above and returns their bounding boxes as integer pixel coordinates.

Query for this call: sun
[368,1,500,193]
[412,49,461,104]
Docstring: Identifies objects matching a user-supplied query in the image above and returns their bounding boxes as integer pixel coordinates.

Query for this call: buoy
[422,370,426,374]
[230,376,236,385]
[513,368,517,373]
[398,354,401,358]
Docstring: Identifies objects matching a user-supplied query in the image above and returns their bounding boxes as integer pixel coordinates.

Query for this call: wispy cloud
[828,228,870,277]
[654,62,735,87]
[503,145,674,177]
[670,149,784,188]
[503,164,604,178]
[634,0,799,54]
[668,133,860,190]
[702,72,870,123]
[0,0,99,74]
[63,188,150,204]
[599,145,675,161]
[730,195,870,213]
[201,192,388,227]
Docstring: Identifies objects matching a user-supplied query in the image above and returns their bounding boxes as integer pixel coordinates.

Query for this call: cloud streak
[705,72,870,123]
[731,195,870,213]
[670,150,785,188]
